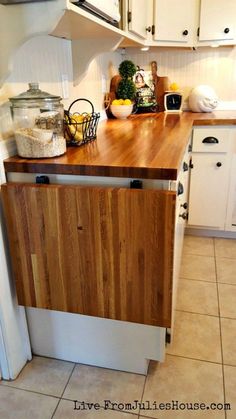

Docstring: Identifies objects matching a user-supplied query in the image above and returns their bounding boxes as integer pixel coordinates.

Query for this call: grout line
[50,398,61,419]
[0,382,61,399]
[175,308,220,318]
[165,352,223,366]
[138,361,149,418]
[60,363,76,399]
[213,238,227,419]
[180,276,217,283]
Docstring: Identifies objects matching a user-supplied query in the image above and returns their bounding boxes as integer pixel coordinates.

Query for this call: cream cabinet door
[128,0,151,39]
[199,0,236,42]
[188,153,231,229]
[153,0,197,44]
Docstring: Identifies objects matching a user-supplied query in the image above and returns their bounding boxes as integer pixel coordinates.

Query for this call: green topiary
[116,60,136,100]
[117,79,136,100]
[118,60,137,78]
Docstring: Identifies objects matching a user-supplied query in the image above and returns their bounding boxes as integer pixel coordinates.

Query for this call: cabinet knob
[179,212,188,220]
[216,162,222,167]
[183,161,189,172]
[146,26,152,33]
[177,182,184,196]
[182,30,188,36]
[181,202,188,210]
[224,28,230,34]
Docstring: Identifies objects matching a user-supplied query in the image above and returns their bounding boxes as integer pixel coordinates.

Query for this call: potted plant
[110,60,136,119]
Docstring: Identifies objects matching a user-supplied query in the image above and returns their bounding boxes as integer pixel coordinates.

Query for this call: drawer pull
[216,162,222,167]
[202,136,219,144]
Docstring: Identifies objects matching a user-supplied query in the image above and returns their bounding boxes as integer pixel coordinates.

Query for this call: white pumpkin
[189,85,218,113]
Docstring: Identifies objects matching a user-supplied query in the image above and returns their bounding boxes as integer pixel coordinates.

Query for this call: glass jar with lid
[9,83,66,158]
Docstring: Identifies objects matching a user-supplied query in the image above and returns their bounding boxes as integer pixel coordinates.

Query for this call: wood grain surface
[4,111,236,180]
[2,182,176,327]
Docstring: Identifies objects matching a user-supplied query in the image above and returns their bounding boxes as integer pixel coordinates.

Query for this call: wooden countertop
[4,111,236,180]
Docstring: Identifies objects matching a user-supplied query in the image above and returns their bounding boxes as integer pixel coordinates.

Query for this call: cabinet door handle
[181,202,188,210]
[146,26,152,33]
[224,28,230,34]
[182,30,188,36]
[202,136,219,144]
[216,162,222,167]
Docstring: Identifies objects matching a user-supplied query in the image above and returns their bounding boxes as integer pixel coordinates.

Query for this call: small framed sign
[134,69,158,113]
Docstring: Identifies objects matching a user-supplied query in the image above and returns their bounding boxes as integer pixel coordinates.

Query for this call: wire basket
[64,98,100,146]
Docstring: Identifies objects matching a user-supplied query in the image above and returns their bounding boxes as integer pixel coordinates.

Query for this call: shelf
[0,0,144,87]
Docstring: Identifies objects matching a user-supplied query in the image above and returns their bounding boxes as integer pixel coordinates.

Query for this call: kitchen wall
[1,35,236,141]
[126,46,236,109]
[0,35,122,141]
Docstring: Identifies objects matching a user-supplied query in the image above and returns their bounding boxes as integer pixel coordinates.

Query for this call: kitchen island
[2,110,236,374]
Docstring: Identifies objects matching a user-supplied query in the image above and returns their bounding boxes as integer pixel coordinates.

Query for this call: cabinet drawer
[192,128,231,153]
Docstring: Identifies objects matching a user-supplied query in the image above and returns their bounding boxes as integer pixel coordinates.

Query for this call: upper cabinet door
[153,0,196,44]
[128,0,150,39]
[199,0,236,41]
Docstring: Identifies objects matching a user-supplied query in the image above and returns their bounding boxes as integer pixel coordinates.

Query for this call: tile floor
[0,235,235,419]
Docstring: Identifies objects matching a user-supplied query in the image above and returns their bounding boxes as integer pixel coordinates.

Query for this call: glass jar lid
[9,83,62,107]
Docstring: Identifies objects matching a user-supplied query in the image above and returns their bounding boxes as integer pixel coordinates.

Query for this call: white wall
[1,36,236,142]
[0,35,122,141]
[126,46,236,108]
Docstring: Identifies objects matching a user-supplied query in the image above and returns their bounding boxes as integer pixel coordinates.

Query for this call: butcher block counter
[2,110,236,375]
[4,110,236,180]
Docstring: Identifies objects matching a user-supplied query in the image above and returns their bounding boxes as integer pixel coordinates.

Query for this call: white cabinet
[226,152,236,232]
[188,128,232,230]
[198,0,236,43]
[128,0,150,39]
[152,0,197,45]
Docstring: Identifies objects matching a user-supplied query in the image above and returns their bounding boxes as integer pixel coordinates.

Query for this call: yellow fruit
[112,99,120,105]
[170,82,179,92]
[124,99,132,105]
[118,99,124,105]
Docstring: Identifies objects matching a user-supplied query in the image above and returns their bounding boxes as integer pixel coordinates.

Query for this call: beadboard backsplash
[125,47,236,109]
[1,35,236,141]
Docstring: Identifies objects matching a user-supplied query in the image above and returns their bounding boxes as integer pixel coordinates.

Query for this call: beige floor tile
[218,284,236,319]
[140,356,224,418]
[0,385,58,419]
[167,311,222,363]
[216,257,236,285]
[63,364,145,414]
[215,238,236,259]
[180,254,216,282]
[221,318,236,366]
[176,279,219,315]
[224,365,236,419]
[54,399,137,418]
[1,356,75,397]
[183,235,214,256]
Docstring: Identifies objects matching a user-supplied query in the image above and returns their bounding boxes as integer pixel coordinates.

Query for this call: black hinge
[36,175,50,184]
[197,27,200,37]
[188,143,192,152]
[152,24,155,35]
[130,180,143,189]
[128,11,132,23]
[166,330,171,344]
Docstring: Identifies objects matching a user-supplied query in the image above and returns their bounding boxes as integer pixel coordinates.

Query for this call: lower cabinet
[188,126,235,232]
[2,182,176,328]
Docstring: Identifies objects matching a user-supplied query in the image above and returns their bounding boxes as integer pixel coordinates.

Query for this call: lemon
[124,99,132,105]
[118,99,124,105]
[170,82,179,92]
[112,99,120,105]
